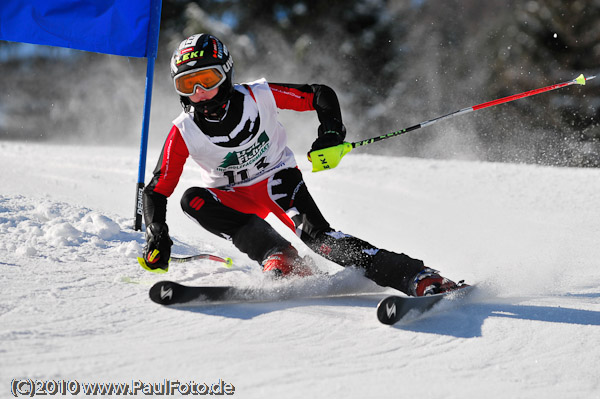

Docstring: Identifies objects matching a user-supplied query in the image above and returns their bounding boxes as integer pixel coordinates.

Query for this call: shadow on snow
[394,299,600,338]
[159,290,600,339]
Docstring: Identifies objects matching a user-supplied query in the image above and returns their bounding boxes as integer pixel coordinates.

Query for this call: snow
[1,140,599,398]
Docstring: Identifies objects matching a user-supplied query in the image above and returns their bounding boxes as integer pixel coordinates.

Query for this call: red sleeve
[152,125,189,197]
[268,83,316,112]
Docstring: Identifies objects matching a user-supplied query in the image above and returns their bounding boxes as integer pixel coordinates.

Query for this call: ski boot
[410,267,465,297]
[262,246,314,278]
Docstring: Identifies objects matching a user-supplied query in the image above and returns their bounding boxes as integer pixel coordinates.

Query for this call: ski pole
[308,73,596,172]
[170,254,233,267]
[137,253,233,274]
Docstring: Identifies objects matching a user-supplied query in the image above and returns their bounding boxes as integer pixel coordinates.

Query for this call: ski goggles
[174,65,227,96]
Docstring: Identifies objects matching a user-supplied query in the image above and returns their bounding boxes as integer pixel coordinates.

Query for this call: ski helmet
[170,34,234,116]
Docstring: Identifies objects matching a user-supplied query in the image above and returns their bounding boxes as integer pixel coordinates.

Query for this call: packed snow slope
[1,140,599,399]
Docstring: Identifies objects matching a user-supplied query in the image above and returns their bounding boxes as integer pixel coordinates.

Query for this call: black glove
[310,131,345,153]
[310,119,347,153]
[143,222,173,270]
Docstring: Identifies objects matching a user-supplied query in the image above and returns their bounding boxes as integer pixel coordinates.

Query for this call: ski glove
[310,120,347,153]
[309,131,345,153]
[143,222,173,270]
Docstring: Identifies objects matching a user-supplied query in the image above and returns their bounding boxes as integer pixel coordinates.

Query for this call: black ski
[149,281,262,305]
[376,285,474,325]
[149,279,384,306]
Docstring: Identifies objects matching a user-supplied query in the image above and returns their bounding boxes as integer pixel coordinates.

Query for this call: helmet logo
[176,50,203,66]
[223,56,233,73]
[180,34,201,49]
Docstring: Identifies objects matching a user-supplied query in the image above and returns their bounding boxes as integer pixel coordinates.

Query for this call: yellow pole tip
[575,74,586,85]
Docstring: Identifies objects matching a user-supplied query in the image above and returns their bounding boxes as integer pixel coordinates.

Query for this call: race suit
[143,79,426,294]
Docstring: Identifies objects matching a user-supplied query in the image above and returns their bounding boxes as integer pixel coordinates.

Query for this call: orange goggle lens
[174,68,225,95]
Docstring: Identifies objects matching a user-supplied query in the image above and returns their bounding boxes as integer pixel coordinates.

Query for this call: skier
[141,33,461,297]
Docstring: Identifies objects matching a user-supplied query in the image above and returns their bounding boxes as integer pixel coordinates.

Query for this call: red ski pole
[309,73,596,172]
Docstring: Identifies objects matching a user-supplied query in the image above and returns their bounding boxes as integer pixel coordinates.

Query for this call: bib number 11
[223,157,269,185]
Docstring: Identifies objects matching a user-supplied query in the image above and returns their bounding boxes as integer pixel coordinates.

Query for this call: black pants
[180,167,425,294]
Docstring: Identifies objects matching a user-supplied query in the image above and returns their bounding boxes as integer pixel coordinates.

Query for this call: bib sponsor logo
[218,131,270,170]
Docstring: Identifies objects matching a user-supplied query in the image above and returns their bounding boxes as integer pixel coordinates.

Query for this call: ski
[149,281,251,305]
[148,279,383,306]
[149,280,320,306]
[376,285,475,325]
